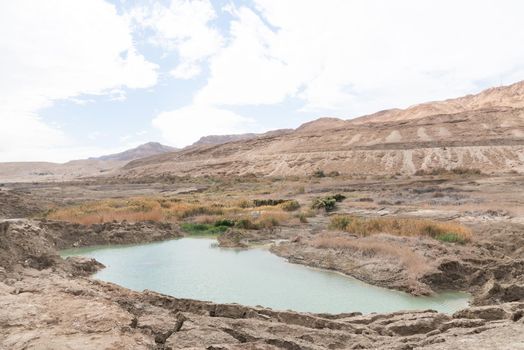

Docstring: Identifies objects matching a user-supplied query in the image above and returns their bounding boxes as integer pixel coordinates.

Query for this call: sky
[1,0,524,163]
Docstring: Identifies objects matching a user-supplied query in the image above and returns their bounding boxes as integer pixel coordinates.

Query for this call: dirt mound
[39,220,182,249]
[0,219,182,272]
[0,220,60,271]
[0,189,49,219]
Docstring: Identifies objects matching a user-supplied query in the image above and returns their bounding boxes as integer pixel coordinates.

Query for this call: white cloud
[0,0,158,162]
[130,0,223,79]
[152,105,255,147]
[196,0,524,116]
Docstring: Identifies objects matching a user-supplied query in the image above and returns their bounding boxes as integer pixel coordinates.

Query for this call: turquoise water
[61,238,470,314]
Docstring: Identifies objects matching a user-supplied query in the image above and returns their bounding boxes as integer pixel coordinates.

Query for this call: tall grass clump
[328,215,472,243]
[280,200,300,212]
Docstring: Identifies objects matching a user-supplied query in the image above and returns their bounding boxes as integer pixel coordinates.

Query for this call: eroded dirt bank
[268,222,524,305]
[1,220,524,349]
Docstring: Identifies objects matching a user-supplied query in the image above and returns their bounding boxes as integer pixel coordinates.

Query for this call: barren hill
[190,129,293,147]
[0,142,176,183]
[122,82,524,177]
[353,80,524,124]
[92,142,176,161]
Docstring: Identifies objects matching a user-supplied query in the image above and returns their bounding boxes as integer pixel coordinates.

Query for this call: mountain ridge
[121,81,524,177]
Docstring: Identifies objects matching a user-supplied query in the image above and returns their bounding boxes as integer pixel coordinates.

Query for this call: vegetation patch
[312,233,429,276]
[180,222,230,235]
[311,194,346,211]
[414,167,482,176]
[45,196,294,227]
[280,200,300,211]
[311,169,340,178]
[329,215,472,243]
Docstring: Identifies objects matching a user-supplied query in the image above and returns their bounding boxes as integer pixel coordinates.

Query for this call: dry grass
[329,215,472,242]
[312,234,429,276]
[46,196,294,227]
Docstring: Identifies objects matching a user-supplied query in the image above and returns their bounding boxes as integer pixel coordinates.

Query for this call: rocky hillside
[189,129,293,147]
[353,80,524,124]
[121,82,524,178]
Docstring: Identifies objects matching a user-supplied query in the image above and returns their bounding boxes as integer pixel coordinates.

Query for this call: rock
[65,256,105,276]
[453,305,511,321]
[381,313,450,336]
[439,318,486,331]
[217,229,248,248]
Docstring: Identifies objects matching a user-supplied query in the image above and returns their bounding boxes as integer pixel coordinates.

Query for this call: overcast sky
[1,0,524,162]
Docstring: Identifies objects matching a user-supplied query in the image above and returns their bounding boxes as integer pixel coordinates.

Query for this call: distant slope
[121,81,524,177]
[93,142,177,161]
[0,142,177,183]
[189,129,293,147]
[351,80,524,124]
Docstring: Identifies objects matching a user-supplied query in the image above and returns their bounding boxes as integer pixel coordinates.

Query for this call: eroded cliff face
[1,220,523,350]
[121,107,524,178]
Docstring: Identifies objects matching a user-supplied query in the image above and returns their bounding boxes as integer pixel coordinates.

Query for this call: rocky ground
[1,173,523,349]
[1,220,523,350]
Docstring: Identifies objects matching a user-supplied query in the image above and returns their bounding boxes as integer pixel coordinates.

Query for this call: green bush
[435,232,467,243]
[181,223,229,235]
[311,194,346,212]
[312,197,337,211]
[214,219,235,227]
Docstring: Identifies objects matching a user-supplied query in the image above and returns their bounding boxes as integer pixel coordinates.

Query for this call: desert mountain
[91,142,177,162]
[354,80,524,124]
[122,81,524,177]
[0,142,177,183]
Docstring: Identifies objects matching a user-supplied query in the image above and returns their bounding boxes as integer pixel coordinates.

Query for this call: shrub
[253,199,287,207]
[280,200,300,212]
[329,215,353,230]
[435,232,466,243]
[312,169,326,178]
[235,218,258,230]
[296,212,308,223]
[214,219,235,227]
[414,167,482,176]
[311,194,346,211]
[312,197,337,211]
[180,223,229,235]
[258,216,279,229]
